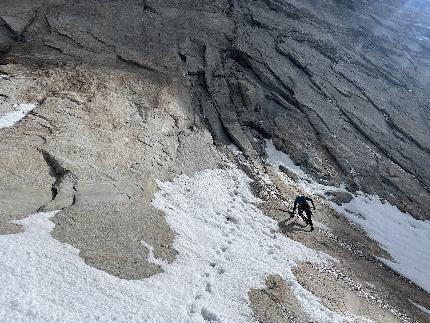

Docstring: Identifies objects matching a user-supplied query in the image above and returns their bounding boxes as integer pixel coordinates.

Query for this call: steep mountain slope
[1,0,429,218]
[0,1,429,322]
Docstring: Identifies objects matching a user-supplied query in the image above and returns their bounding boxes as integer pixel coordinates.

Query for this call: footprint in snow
[205,282,212,293]
[217,267,226,275]
[201,307,219,322]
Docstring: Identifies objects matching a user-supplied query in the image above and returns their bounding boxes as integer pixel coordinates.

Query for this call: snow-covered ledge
[0,103,37,129]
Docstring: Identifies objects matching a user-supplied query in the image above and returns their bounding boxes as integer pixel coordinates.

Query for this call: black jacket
[293,196,315,212]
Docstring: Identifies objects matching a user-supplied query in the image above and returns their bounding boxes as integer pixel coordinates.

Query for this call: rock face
[0,63,222,278]
[3,0,428,218]
[1,2,430,320]
[1,0,430,261]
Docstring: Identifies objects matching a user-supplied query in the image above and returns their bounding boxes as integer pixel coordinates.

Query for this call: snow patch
[264,139,343,196]
[0,168,369,322]
[264,139,307,178]
[140,240,168,268]
[334,195,430,294]
[0,103,37,129]
[227,144,241,156]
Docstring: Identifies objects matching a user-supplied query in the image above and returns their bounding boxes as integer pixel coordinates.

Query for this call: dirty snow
[0,168,370,323]
[0,103,37,128]
[265,139,430,294]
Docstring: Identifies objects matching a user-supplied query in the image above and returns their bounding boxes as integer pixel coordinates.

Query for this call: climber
[292,195,315,231]
[15,33,26,43]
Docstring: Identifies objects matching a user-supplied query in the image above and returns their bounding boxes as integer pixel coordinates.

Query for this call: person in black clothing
[292,195,315,231]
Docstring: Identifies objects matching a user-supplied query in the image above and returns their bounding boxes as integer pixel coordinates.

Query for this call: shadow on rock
[279,217,310,234]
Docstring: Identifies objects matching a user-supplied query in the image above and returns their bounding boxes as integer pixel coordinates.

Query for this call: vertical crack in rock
[38,149,76,210]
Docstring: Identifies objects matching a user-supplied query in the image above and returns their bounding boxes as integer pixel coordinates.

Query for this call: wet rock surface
[249,274,309,323]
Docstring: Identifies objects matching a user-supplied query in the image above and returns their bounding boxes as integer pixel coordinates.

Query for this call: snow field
[153,168,368,322]
[265,139,430,294]
[0,167,368,322]
[334,195,430,294]
[0,103,37,129]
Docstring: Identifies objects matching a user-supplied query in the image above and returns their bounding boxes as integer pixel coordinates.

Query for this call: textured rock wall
[1,0,429,219]
[0,62,222,278]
